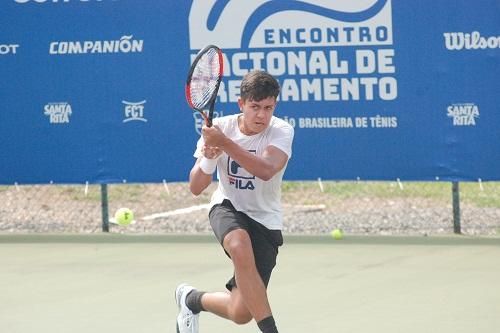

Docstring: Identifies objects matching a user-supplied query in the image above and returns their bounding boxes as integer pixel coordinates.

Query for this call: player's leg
[188,227,278,332]
[196,287,252,324]
[222,228,273,322]
[184,199,281,332]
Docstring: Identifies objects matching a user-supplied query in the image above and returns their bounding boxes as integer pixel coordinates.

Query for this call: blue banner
[1,0,499,184]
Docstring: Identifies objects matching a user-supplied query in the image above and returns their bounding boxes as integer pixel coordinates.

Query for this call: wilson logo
[444,31,500,51]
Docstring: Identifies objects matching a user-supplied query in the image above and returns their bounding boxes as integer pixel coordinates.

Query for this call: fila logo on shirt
[227,153,255,191]
[228,176,255,190]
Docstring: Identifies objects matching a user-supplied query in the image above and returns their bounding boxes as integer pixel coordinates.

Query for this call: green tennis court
[1,235,499,333]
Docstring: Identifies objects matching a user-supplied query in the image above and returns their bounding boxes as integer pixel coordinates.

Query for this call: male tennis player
[175,70,294,333]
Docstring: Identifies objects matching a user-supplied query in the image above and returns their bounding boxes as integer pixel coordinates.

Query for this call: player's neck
[237,114,260,136]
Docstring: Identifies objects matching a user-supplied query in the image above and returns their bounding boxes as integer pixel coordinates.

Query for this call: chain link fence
[1,181,499,236]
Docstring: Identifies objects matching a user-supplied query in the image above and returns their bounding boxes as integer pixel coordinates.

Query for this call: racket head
[185,45,224,127]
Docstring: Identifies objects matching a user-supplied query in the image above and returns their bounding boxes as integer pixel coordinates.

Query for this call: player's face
[238,96,277,135]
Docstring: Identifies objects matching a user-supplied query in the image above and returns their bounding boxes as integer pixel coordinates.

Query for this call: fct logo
[122,100,147,123]
[0,44,19,55]
[44,102,72,124]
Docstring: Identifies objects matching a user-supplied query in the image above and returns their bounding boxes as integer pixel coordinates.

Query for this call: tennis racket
[186,45,224,127]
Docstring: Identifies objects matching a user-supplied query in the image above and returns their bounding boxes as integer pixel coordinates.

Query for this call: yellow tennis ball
[331,229,343,240]
[115,208,134,226]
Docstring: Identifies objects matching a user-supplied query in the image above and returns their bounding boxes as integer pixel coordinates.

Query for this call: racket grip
[207,99,215,127]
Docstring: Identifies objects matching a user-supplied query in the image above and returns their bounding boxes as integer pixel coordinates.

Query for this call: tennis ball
[331,229,343,240]
[114,208,134,226]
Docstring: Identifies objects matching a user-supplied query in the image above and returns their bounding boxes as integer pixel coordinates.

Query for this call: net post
[452,181,461,234]
[101,183,110,232]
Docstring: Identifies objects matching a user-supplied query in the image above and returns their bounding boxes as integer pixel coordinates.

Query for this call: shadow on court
[0,234,499,333]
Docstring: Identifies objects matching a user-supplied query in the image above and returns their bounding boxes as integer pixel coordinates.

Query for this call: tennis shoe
[175,283,199,333]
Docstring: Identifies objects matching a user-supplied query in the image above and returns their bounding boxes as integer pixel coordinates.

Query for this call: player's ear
[237,97,244,112]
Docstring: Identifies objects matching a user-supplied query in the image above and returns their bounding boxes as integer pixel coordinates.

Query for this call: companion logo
[444,31,500,51]
[193,111,223,135]
[44,102,72,124]
[447,103,479,126]
[49,35,143,55]
[227,152,255,190]
[0,44,19,55]
[188,0,397,103]
[122,100,147,123]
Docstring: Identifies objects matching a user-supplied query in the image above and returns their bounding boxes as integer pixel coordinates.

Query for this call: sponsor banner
[0,0,498,184]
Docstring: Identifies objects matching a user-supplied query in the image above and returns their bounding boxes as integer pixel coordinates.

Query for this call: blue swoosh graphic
[242,0,388,47]
[207,0,389,47]
[207,0,230,31]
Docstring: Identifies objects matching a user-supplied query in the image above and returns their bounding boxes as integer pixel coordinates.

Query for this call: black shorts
[209,199,283,291]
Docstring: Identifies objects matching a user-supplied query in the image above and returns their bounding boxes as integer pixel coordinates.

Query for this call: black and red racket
[186,45,224,127]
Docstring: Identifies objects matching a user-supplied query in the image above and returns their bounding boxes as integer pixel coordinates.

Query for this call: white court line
[142,203,326,221]
[142,204,211,221]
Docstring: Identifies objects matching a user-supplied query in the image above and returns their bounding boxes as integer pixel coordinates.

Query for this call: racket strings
[189,48,222,109]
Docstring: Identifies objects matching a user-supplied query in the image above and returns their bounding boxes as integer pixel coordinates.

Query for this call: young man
[175,70,294,333]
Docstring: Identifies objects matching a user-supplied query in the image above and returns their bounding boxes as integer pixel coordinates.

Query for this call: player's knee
[233,313,253,325]
[224,231,252,261]
[230,307,253,325]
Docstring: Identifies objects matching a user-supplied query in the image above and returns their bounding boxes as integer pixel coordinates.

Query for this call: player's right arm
[189,158,212,196]
[189,145,221,196]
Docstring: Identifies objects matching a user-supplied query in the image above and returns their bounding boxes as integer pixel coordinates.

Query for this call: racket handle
[207,99,215,127]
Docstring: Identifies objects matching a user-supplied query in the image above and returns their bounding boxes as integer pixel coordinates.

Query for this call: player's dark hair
[240,70,280,102]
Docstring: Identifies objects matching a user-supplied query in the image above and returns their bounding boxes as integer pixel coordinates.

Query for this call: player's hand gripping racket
[186,45,224,127]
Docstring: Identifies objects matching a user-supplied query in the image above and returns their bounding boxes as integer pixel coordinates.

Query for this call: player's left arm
[203,125,290,181]
[224,140,288,181]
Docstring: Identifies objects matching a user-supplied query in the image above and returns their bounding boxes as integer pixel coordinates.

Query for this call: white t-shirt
[194,114,294,230]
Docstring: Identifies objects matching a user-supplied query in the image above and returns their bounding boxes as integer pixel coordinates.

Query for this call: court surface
[1,234,499,333]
